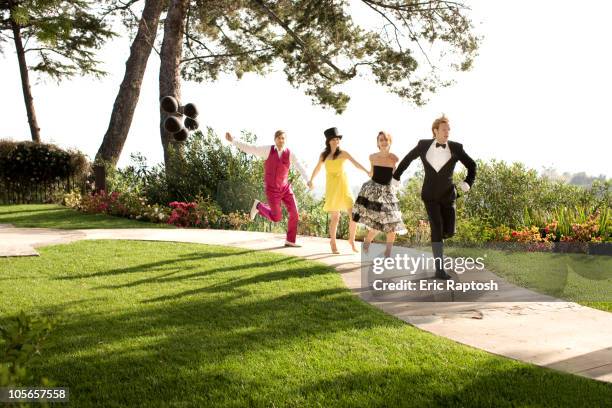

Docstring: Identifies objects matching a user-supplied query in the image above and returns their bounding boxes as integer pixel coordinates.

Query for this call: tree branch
[180,47,274,64]
[361,0,403,52]
[362,0,467,13]
[251,0,353,80]
[400,14,434,68]
[26,47,76,61]
[99,0,142,23]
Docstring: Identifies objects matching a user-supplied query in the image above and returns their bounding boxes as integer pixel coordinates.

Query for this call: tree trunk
[159,0,188,168]
[11,15,41,143]
[95,0,165,167]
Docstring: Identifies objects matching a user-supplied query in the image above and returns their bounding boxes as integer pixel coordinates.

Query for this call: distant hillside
[540,168,609,187]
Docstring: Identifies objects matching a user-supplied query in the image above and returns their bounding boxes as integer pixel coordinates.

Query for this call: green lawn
[443,246,612,312]
[0,204,173,229]
[1,240,611,407]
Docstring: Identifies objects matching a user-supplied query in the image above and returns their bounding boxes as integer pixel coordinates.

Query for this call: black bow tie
[436,143,446,149]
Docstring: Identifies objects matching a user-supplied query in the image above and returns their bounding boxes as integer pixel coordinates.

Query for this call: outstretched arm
[289,152,310,183]
[307,158,324,190]
[392,142,421,181]
[456,145,476,191]
[344,151,369,174]
[225,132,270,159]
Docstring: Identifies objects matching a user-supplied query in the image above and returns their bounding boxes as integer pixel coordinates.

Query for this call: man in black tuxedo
[392,115,476,280]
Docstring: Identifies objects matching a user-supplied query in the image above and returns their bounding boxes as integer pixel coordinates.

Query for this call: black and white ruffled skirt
[351,179,407,234]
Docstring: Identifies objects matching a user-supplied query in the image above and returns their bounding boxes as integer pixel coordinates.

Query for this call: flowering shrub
[81,190,128,216]
[140,204,170,223]
[81,190,109,214]
[63,189,83,210]
[167,196,224,228]
[560,213,604,243]
[194,196,223,227]
[167,201,199,227]
[509,226,543,242]
[226,211,250,230]
[499,209,609,245]
[79,190,168,223]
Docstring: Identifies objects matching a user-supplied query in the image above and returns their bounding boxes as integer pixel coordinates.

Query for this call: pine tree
[1,0,114,142]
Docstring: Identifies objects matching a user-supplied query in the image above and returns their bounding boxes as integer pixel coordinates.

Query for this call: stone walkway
[1,225,611,383]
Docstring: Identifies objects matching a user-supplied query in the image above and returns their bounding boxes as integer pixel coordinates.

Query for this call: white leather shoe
[284,240,301,247]
[250,199,260,220]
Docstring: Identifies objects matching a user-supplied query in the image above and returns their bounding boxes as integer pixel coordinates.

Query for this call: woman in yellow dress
[308,127,369,254]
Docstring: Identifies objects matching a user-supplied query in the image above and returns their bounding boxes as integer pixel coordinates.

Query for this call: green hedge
[0,139,90,204]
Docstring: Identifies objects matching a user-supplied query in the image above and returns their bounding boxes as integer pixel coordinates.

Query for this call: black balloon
[164,116,182,133]
[173,128,189,142]
[160,97,199,143]
[183,103,198,118]
[160,96,179,114]
[184,117,199,131]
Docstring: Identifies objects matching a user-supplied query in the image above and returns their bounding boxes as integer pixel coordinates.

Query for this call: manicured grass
[443,246,612,312]
[0,204,173,229]
[1,240,610,407]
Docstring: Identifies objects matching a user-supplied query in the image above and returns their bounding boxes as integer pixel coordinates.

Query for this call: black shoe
[434,269,452,280]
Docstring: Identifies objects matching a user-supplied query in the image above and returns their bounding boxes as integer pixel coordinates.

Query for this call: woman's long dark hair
[320,139,341,162]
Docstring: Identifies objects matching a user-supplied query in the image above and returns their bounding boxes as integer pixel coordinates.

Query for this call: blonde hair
[377,131,392,148]
[274,130,285,139]
[431,115,449,138]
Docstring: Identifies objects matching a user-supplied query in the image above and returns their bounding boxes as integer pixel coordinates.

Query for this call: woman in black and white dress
[352,131,407,257]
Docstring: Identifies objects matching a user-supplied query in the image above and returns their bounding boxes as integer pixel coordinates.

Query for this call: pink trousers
[258,184,299,243]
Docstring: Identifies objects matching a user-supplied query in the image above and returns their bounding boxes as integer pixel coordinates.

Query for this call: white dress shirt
[425,140,452,172]
[231,139,309,182]
[426,140,470,192]
[390,140,470,192]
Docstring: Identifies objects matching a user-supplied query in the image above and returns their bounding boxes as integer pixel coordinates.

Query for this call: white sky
[1,0,611,189]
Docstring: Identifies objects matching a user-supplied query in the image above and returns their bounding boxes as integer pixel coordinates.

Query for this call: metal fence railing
[0,177,87,205]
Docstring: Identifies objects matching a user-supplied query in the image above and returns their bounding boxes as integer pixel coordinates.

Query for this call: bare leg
[363,229,377,253]
[384,231,396,257]
[347,206,358,252]
[329,211,340,254]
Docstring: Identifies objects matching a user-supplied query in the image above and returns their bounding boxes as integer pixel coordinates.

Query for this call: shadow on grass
[22,287,387,406]
[297,363,612,407]
[55,250,261,281]
[21,287,612,407]
[144,263,332,303]
[0,206,66,215]
[96,256,302,290]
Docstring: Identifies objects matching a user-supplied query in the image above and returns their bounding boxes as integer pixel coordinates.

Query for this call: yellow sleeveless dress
[324,157,354,212]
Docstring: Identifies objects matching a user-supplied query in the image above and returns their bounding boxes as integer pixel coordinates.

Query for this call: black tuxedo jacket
[393,139,476,202]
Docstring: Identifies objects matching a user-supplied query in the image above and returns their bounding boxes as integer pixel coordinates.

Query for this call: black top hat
[324,127,342,140]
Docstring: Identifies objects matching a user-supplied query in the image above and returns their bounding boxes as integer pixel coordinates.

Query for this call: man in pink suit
[225,130,309,247]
